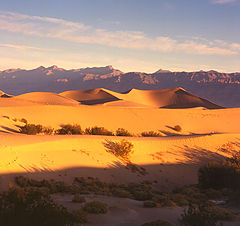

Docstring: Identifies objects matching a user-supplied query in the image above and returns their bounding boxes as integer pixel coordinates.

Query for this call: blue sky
[0,0,239,72]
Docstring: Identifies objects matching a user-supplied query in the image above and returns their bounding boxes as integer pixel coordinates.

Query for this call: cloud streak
[0,11,239,56]
[211,0,236,4]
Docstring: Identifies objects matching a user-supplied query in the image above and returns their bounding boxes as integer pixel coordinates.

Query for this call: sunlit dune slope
[59,88,119,105]
[0,133,239,191]
[1,105,240,134]
[13,92,80,105]
[103,88,223,109]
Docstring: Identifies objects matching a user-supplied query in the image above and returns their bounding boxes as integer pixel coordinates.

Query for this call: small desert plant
[170,194,189,206]
[198,160,240,190]
[103,139,134,160]
[85,126,113,136]
[179,202,234,226]
[141,131,162,137]
[143,201,157,208]
[42,127,54,135]
[83,201,108,214]
[56,124,83,135]
[71,209,88,224]
[72,194,86,203]
[142,219,172,226]
[115,128,132,136]
[0,187,84,226]
[19,124,43,135]
[19,118,28,124]
[173,125,182,132]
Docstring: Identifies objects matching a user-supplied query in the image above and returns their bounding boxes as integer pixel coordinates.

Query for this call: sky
[0,0,239,73]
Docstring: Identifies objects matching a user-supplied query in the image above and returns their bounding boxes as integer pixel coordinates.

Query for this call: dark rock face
[0,66,239,107]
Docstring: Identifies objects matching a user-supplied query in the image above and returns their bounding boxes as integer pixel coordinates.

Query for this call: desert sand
[0,88,239,225]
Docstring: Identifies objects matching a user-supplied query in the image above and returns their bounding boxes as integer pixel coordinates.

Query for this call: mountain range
[0,65,239,107]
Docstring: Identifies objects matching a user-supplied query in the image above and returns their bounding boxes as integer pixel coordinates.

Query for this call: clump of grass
[83,201,108,214]
[115,128,132,137]
[85,126,114,136]
[55,124,83,135]
[141,131,163,137]
[103,139,134,160]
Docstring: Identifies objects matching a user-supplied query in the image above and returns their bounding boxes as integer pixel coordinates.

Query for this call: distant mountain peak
[154,69,172,74]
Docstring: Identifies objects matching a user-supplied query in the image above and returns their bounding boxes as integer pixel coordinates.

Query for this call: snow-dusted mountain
[0,65,240,107]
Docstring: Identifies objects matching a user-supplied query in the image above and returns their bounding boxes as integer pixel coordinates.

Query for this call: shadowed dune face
[57,87,223,109]
[59,88,119,105]
[103,87,223,109]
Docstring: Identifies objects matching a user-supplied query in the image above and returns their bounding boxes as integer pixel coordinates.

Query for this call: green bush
[116,128,132,137]
[85,126,113,136]
[56,124,83,135]
[142,219,172,226]
[72,194,86,203]
[103,139,134,160]
[19,124,43,135]
[141,131,162,137]
[83,201,108,214]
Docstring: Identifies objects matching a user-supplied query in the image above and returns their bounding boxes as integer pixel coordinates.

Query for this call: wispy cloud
[211,0,236,4]
[0,11,239,56]
[0,43,56,51]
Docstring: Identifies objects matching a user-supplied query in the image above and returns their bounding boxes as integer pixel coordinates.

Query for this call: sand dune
[0,133,239,191]
[59,88,119,105]
[0,90,12,98]
[14,92,80,105]
[103,87,223,109]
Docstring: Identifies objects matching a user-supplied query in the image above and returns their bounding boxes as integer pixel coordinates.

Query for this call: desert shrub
[72,194,86,203]
[71,209,88,224]
[85,126,113,136]
[42,127,54,135]
[74,177,110,195]
[111,187,132,198]
[83,201,108,214]
[198,160,240,190]
[179,202,234,226]
[142,219,172,226]
[173,125,182,132]
[170,194,189,206]
[173,185,207,205]
[141,131,162,137]
[20,118,28,124]
[0,187,83,226]
[19,124,43,135]
[15,176,72,194]
[115,128,132,137]
[143,201,157,208]
[127,182,153,201]
[103,139,134,160]
[56,124,83,135]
